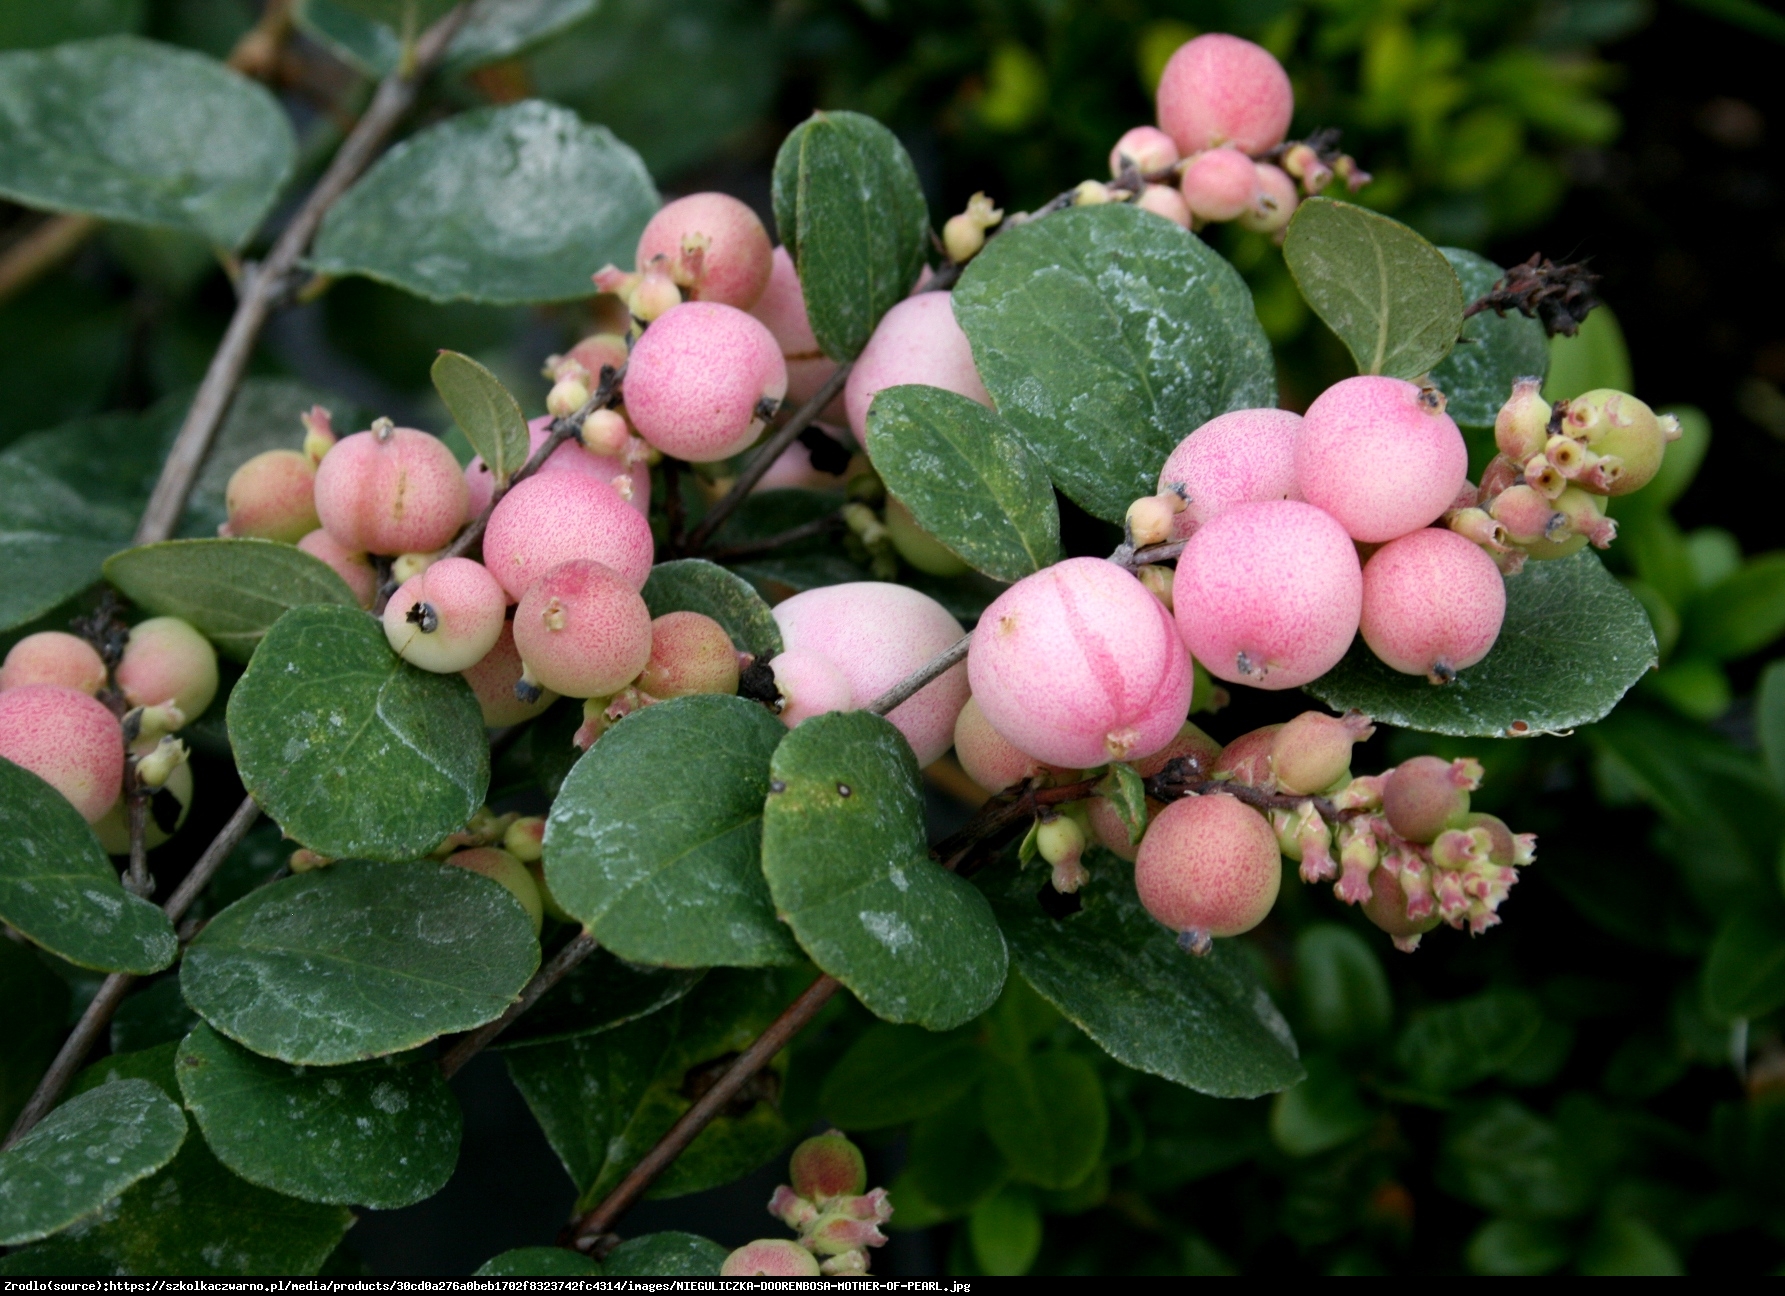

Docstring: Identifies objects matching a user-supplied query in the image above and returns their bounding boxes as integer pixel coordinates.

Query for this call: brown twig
[866,633,971,717]
[124,779,152,899]
[438,930,600,1080]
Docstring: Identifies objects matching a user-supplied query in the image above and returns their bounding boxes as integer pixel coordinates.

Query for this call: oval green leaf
[1429,249,1549,428]
[1704,908,1785,1021]
[181,859,539,1066]
[0,1079,186,1246]
[0,939,69,1133]
[1307,551,1658,737]
[0,36,294,247]
[762,710,1007,1030]
[476,1247,601,1276]
[604,1232,729,1276]
[432,351,529,487]
[1686,554,1785,662]
[642,559,783,659]
[226,604,488,860]
[495,949,702,1050]
[175,1023,461,1209]
[296,0,597,76]
[980,1050,1107,1190]
[818,1022,983,1130]
[312,100,658,305]
[954,204,1276,524]
[865,384,1063,582]
[0,757,176,974]
[1395,990,1544,1093]
[546,695,800,968]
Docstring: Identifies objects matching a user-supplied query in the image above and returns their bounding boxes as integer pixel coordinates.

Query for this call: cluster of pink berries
[722,1131,892,1277]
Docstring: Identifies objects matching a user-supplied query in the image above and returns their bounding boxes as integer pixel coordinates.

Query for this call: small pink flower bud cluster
[723,1131,892,1278]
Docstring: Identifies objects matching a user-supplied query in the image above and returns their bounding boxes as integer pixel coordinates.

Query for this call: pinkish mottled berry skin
[1087,720,1222,859]
[446,847,543,936]
[637,611,740,699]
[1271,710,1373,796]
[1296,377,1468,543]
[513,560,652,700]
[1179,147,1258,222]
[754,433,851,491]
[1159,407,1303,539]
[1364,866,1440,941]
[1134,792,1281,940]
[844,292,990,444]
[1,632,107,695]
[1212,724,1282,788]
[954,695,1054,794]
[462,622,556,727]
[483,471,655,600]
[1239,162,1298,234]
[752,246,845,420]
[624,302,788,463]
[222,449,318,542]
[635,192,774,309]
[773,583,969,766]
[313,425,469,555]
[381,556,507,674]
[297,529,377,609]
[969,558,1191,769]
[466,416,650,519]
[1382,756,1472,844]
[1136,183,1191,228]
[1361,528,1506,682]
[1173,500,1362,690]
[1156,33,1294,156]
[117,617,217,721]
[1109,125,1180,175]
[0,684,125,822]
[790,1131,868,1201]
[722,1240,821,1278]
[768,648,854,730]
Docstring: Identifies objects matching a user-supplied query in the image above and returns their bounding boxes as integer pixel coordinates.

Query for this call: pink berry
[1179,147,1259,223]
[1173,499,1362,690]
[461,621,556,727]
[0,684,124,822]
[1135,183,1191,228]
[1158,407,1302,539]
[1,632,106,695]
[482,471,655,600]
[721,1240,821,1278]
[446,847,543,936]
[381,557,507,674]
[635,192,774,309]
[953,695,1054,795]
[313,421,469,555]
[1156,33,1294,156]
[1360,528,1506,683]
[512,559,652,700]
[1211,724,1282,788]
[843,292,990,444]
[1381,755,1474,844]
[636,611,740,699]
[1271,710,1373,796]
[116,617,217,722]
[296,528,378,609]
[754,432,851,491]
[767,648,854,729]
[772,582,969,767]
[465,415,650,520]
[220,449,318,542]
[1134,792,1281,949]
[968,557,1191,769]
[751,246,845,421]
[1295,376,1468,543]
[623,302,788,463]
[1238,162,1298,234]
[1363,866,1440,944]
[789,1130,868,1201]
[1108,125,1180,176]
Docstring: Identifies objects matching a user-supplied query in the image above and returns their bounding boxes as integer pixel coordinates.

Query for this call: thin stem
[124,784,151,898]
[705,511,842,562]
[0,214,99,307]
[866,633,970,717]
[438,930,600,1080]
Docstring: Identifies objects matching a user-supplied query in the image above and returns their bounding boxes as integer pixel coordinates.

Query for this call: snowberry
[953,695,1056,794]
[313,420,469,555]
[1173,499,1362,690]
[220,449,318,542]
[0,631,107,695]
[1487,482,1558,546]
[1158,407,1302,539]
[466,415,650,521]
[579,409,632,459]
[483,471,655,600]
[1360,528,1506,682]
[1296,377,1468,543]
[1109,125,1180,176]
[1238,162,1298,234]
[722,1241,821,1278]
[968,557,1190,769]
[381,557,507,674]
[461,622,556,727]
[790,1131,868,1202]
[1135,183,1192,228]
[117,617,217,723]
[512,560,653,701]
[637,611,740,700]
[1037,813,1091,893]
[635,192,774,310]
[843,292,990,444]
[93,758,192,855]
[296,529,377,609]
[1134,792,1281,953]
[1087,720,1222,858]
[1381,755,1478,843]
[767,648,855,730]
[1362,865,1439,946]
[0,685,125,822]
[884,497,969,577]
[445,847,543,936]
[1211,723,1281,787]
[623,302,787,463]
[1563,389,1673,496]
[1271,710,1374,796]
[1494,378,1551,464]
[627,269,682,322]
[773,582,969,766]
[1179,147,1259,223]
[1155,33,1294,157]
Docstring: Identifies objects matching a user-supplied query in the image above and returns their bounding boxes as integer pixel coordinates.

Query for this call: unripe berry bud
[0,685,125,822]
[503,815,545,863]
[117,617,217,724]
[1562,389,1670,495]
[953,695,1054,795]
[445,846,543,936]
[1135,183,1191,228]
[94,756,193,856]
[790,1130,868,1202]
[1362,858,1441,950]
[1,632,107,695]
[1281,142,1332,194]
[512,559,653,700]
[580,408,630,458]
[1109,125,1180,176]
[1477,454,1520,501]
[125,703,185,746]
[289,848,333,872]
[1179,147,1258,222]
[637,611,739,700]
[1073,180,1114,206]
[546,377,589,419]
[1488,483,1561,546]
[721,1240,821,1277]
[1493,379,1551,464]
[1237,163,1297,234]
[1548,485,1616,550]
[1157,33,1293,156]
[1135,792,1281,954]
[626,269,682,322]
[806,1212,888,1256]
[221,449,319,542]
[1431,825,1492,872]
[1544,433,1587,477]
[1211,724,1282,788]
[1446,507,1510,553]
[1036,813,1090,894]
[382,557,507,674]
[135,735,187,789]
[390,550,440,585]
[1381,755,1480,843]
[1271,710,1374,796]
[1126,493,1179,548]
[300,405,337,466]
[1134,563,1174,611]
[1458,811,1536,867]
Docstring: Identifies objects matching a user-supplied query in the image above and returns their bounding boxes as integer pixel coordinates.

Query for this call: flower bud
[1270,710,1374,796]
[1489,483,1560,546]
[135,736,187,789]
[1037,813,1090,894]
[1494,378,1551,464]
[300,405,337,466]
[124,703,186,745]
[289,848,333,873]
[627,269,682,322]
[547,377,590,419]
[1125,493,1180,548]
[592,264,639,297]
[806,1212,888,1256]
[1281,142,1332,194]
[789,1130,867,1203]
[503,815,545,863]
[390,550,440,584]
[769,1184,819,1232]
[1134,563,1175,611]
[942,213,986,264]
[1074,180,1113,206]
[1446,507,1510,552]
[580,408,631,458]
[720,1240,821,1277]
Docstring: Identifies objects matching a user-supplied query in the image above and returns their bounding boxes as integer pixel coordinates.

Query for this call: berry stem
[437,929,600,1080]
[705,510,845,562]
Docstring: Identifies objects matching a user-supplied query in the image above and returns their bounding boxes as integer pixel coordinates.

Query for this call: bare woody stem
[437,930,601,1080]
[3,794,260,1149]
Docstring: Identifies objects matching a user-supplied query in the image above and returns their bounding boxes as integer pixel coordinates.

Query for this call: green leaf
[953,204,1275,524]
[546,696,800,968]
[1094,763,1148,847]
[495,949,702,1050]
[904,1090,1007,1215]
[1704,908,1785,1020]
[1685,554,1785,661]
[980,1051,1107,1190]
[181,859,539,1066]
[864,385,1063,582]
[0,758,176,974]
[1580,1215,1684,1276]
[1282,197,1465,380]
[105,539,359,664]
[969,1186,1042,1276]
[0,1079,186,1246]
[771,110,930,361]
[1395,990,1544,1093]
[818,1022,984,1130]
[1466,1219,1572,1275]
[1294,925,1393,1049]
[604,1233,729,1276]
[226,605,488,861]
[1439,1099,1593,1220]
[762,710,1008,1030]
[1429,249,1549,427]
[0,36,294,247]
[312,100,658,305]
[432,351,529,488]
[1269,1052,1373,1157]
[1757,660,1785,795]
[175,1023,460,1209]
[0,939,68,1133]
[476,1248,601,1276]
[1308,551,1657,738]
[979,851,1302,1098]
[296,0,598,76]
[642,559,783,659]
